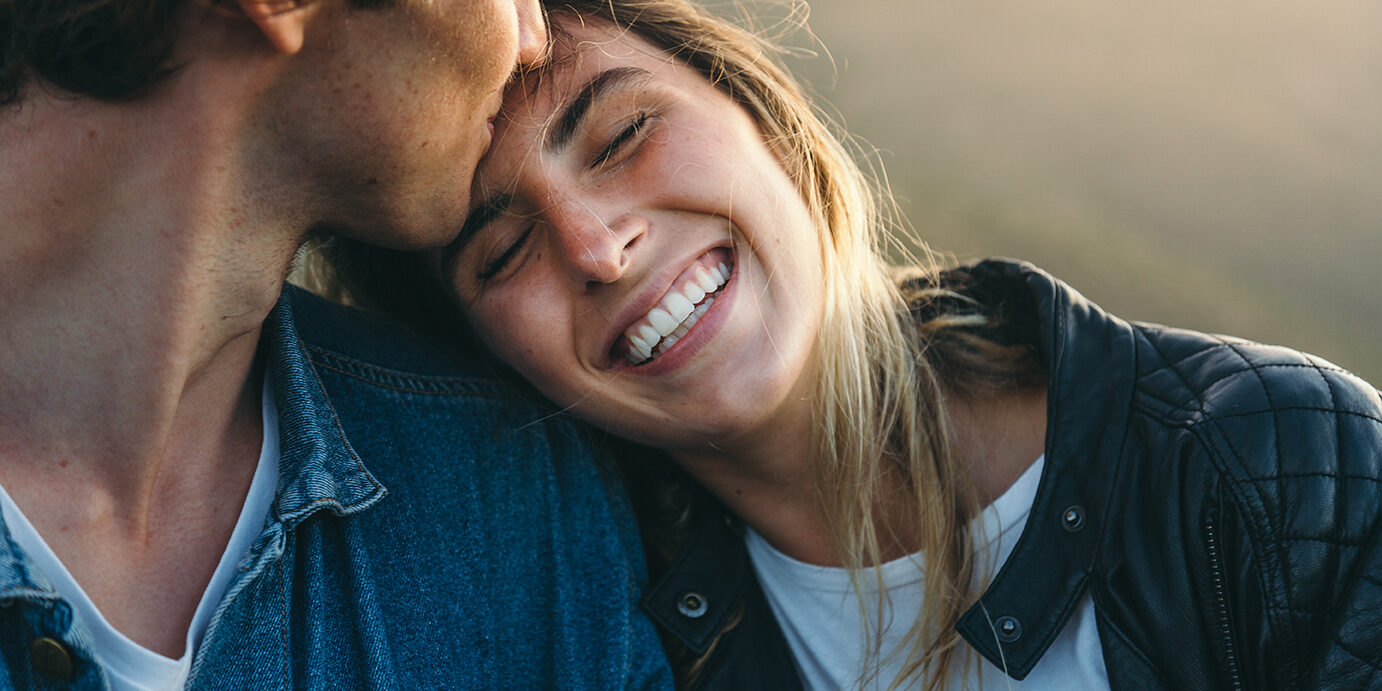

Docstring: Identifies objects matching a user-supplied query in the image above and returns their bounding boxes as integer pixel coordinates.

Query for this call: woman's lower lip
[614,266,736,375]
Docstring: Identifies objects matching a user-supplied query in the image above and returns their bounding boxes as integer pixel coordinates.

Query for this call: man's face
[273,0,547,250]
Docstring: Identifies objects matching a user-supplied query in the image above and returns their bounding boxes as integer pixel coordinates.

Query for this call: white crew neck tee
[0,375,280,691]
[746,455,1109,690]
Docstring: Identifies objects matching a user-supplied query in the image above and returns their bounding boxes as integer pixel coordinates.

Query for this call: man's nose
[513,0,548,66]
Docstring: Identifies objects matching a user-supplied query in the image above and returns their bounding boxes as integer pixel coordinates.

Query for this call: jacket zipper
[1204,512,1244,691]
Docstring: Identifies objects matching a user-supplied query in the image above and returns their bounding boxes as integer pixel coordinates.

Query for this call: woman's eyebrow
[441,192,514,280]
[440,67,652,281]
[546,66,651,152]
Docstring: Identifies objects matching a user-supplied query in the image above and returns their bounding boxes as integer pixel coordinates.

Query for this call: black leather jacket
[638,260,1382,689]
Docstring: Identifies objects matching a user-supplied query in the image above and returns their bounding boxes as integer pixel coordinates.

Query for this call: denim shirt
[0,285,673,689]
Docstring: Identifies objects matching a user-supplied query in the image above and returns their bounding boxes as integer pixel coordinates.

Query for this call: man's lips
[610,247,735,366]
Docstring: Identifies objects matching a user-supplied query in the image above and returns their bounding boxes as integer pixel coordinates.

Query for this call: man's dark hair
[0,0,390,107]
[1,0,184,105]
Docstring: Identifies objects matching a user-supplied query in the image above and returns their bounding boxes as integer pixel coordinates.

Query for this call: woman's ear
[238,0,315,55]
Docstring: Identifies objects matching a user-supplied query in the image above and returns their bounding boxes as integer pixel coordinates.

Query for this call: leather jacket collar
[952,259,1137,678]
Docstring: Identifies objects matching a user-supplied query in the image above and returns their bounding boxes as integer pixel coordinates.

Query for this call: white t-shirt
[746,455,1109,690]
[0,376,280,691]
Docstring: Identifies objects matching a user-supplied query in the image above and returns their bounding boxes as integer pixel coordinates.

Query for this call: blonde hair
[542,1,1044,689]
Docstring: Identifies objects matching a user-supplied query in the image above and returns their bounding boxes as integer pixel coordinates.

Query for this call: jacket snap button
[1061,505,1086,532]
[676,592,708,618]
[30,636,75,681]
[996,616,1022,643]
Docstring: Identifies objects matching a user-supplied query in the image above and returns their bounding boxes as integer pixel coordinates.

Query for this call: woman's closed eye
[590,111,650,169]
[477,223,535,282]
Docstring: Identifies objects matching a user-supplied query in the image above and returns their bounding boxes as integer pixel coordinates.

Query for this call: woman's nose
[513,0,548,67]
[550,203,647,286]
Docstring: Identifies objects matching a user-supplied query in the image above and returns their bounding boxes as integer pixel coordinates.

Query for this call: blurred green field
[765,0,1380,384]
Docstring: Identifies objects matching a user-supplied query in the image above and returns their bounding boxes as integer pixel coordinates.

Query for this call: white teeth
[638,324,660,346]
[683,282,706,304]
[664,293,694,322]
[648,307,679,336]
[621,260,733,365]
[696,268,718,293]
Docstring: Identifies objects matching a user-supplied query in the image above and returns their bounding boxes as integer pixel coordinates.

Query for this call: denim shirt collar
[262,286,387,527]
[0,286,388,603]
[235,287,388,580]
[0,531,61,605]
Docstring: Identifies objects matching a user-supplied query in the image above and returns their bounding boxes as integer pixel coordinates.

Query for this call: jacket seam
[1219,337,1304,686]
[1158,338,1236,371]
[302,343,524,398]
[277,555,289,690]
[1089,587,1173,688]
[1131,386,1204,424]
[1211,362,1357,377]
[1149,343,1359,381]
[1235,472,1382,484]
[1133,327,1381,425]
[1136,387,1382,428]
[1327,632,1382,670]
[1312,359,1347,506]
[1141,331,1293,686]
[1138,331,1210,415]
[1193,415,1297,690]
[1273,536,1373,548]
[302,350,385,504]
[1206,407,1382,426]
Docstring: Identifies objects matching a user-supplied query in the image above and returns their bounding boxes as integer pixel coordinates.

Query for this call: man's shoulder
[276,283,572,469]
[282,283,493,381]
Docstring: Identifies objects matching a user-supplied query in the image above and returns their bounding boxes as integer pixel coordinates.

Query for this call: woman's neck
[667,370,842,565]
[664,383,1048,567]
[948,387,1048,507]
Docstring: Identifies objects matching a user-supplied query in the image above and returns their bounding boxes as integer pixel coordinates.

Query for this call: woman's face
[443,17,824,452]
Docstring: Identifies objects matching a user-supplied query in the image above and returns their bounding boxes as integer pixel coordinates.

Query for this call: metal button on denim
[30,636,74,681]
[677,592,708,618]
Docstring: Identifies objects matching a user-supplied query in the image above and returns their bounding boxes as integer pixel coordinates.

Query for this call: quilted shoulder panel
[1132,322,1382,686]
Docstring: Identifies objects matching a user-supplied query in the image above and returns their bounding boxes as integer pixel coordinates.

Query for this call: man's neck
[0,76,300,655]
[0,84,295,494]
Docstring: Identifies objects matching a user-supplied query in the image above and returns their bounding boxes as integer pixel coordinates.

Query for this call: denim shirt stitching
[302,344,523,398]
[300,351,384,507]
[277,556,289,689]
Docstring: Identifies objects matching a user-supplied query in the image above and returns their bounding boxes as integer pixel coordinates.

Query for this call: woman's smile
[611,247,734,368]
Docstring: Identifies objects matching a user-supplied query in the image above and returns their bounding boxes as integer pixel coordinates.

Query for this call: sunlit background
[763,0,1380,383]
